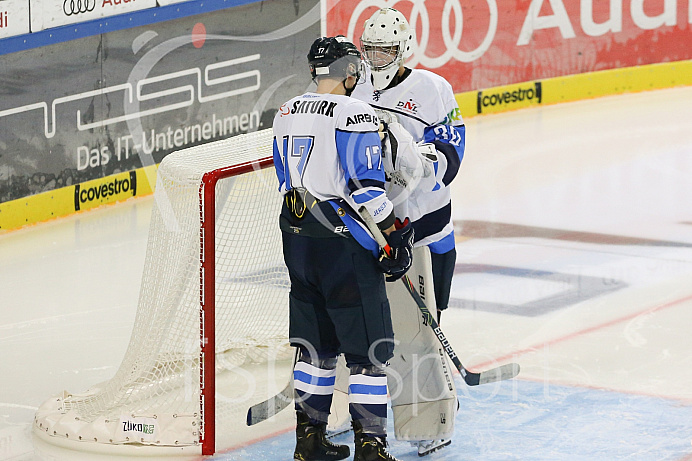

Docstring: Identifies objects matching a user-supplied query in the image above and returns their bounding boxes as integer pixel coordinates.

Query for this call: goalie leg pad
[327,355,351,435]
[329,247,458,440]
[386,246,457,441]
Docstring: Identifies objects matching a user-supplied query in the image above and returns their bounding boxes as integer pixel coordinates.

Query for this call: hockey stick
[397,275,520,385]
[246,349,297,426]
[246,381,293,426]
[357,207,520,386]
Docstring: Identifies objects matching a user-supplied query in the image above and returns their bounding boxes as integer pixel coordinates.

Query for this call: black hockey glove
[377,222,414,282]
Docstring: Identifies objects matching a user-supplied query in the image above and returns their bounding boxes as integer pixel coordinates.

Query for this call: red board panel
[326,0,692,92]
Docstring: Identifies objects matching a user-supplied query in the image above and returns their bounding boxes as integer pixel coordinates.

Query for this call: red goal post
[199,155,276,454]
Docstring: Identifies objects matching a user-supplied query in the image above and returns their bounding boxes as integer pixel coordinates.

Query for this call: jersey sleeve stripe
[352,187,384,204]
[425,124,466,186]
[347,178,385,194]
[272,136,287,192]
[435,140,462,185]
[281,135,292,189]
[327,201,380,258]
[411,202,452,242]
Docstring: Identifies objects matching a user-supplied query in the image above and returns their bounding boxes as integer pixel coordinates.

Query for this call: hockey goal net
[34,128,293,455]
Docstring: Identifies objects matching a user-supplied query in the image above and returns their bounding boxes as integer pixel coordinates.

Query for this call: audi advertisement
[0,0,319,205]
[327,0,692,93]
[0,0,30,38]
[30,0,156,31]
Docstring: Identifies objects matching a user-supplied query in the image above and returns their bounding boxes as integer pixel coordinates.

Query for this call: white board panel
[29,0,157,31]
[0,0,31,38]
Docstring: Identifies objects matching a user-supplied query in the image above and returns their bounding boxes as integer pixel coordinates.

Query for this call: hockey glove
[381,121,423,189]
[377,222,414,282]
[375,109,398,131]
[415,143,439,192]
[375,110,396,144]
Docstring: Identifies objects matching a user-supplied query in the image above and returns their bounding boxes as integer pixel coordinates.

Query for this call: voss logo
[63,0,96,16]
[0,54,261,139]
[74,172,137,211]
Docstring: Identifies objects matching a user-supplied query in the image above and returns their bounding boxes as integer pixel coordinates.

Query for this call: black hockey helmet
[307,35,362,82]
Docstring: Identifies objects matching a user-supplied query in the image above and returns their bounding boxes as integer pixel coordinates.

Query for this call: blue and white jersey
[352,67,466,253]
[272,92,393,254]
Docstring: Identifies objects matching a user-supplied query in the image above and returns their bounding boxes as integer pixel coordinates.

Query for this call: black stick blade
[246,383,293,426]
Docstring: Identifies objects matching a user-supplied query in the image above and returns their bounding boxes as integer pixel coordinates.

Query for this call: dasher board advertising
[0,0,30,39]
[0,0,319,204]
[30,0,157,31]
[326,0,692,92]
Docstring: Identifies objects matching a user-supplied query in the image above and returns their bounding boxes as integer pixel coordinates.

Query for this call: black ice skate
[352,419,401,461]
[294,412,350,461]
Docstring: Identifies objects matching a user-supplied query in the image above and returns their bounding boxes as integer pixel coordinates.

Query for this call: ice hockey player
[272,35,414,461]
[351,7,467,457]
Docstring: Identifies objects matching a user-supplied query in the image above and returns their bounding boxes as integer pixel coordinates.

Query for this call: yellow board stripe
[0,164,157,232]
[456,59,692,117]
[0,186,76,231]
[2,59,691,233]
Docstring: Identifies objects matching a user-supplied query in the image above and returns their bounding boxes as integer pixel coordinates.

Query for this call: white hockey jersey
[352,67,465,253]
[272,92,393,255]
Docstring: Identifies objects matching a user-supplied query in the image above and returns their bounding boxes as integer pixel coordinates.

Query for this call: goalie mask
[308,36,363,95]
[360,8,415,90]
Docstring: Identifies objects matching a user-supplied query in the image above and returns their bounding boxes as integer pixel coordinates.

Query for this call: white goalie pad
[328,355,351,434]
[328,247,457,441]
[386,246,457,441]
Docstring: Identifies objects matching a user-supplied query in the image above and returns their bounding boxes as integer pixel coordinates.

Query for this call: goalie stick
[358,207,520,386]
[247,208,522,427]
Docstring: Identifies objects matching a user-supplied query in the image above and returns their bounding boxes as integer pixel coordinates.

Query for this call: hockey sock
[293,353,338,424]
[348,365,388,436]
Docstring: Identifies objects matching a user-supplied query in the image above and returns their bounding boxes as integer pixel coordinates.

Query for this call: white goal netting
[34,129,293,454]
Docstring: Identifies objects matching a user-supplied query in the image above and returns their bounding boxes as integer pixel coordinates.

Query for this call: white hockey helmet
[360,8,415,90]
